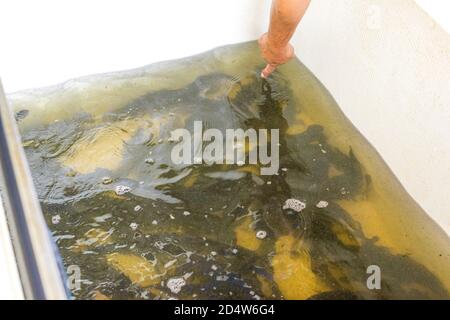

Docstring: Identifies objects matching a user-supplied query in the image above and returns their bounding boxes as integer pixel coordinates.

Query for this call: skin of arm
[259,0,311,78]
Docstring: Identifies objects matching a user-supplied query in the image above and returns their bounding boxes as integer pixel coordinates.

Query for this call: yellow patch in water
[337,199,398,253]
[60,119,151,174]
[106,253,162,287]
[286,113,315,136]
[286,124,306,136]
[69,228,113,253]
[183,173,199,188]
[331,223,361,248]
[272,236,328,300]
[237,165,260,176]
[227,83,241,101]
[92,291,111,300]
[102,190,128,201]
[234,216,260,252]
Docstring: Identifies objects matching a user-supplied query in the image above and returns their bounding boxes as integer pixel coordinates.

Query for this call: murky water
[12,42,450,300]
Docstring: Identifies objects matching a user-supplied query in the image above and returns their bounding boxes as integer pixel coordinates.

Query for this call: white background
[0,1,448,93]
[0,0,268,93]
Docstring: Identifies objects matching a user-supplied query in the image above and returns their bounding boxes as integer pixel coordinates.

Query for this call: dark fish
[15,109,29,122]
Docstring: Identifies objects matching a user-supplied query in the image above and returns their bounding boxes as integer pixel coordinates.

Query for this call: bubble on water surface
[282,199,306,212]
[316,201,329,209]
[256,230,267,240]
[115,185,131,195]
[102,177,113,185]
[167,277,186,294]
[129,223,138,230]
[52,215,61,225]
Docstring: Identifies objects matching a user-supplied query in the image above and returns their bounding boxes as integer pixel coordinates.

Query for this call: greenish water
[15,42,450,300]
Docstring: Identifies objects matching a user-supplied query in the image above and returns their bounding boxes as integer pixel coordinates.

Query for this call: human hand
[258,33,295,78]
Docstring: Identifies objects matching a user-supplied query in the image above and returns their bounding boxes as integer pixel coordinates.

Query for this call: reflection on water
[14,42,450,300]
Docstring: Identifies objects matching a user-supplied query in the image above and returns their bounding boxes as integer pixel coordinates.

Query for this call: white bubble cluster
[282,199,306,212]
[130,222,138,230]
[115,185,131,196]
[256,230,267,240]
[316,201,329,209]
[167,277,186,294]
[52,215,61,225]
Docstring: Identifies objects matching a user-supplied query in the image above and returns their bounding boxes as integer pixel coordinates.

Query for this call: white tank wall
[293,0,450,235]
[415,0,450,32]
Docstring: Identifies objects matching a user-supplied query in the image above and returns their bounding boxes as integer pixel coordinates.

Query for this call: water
[12,42,450,300]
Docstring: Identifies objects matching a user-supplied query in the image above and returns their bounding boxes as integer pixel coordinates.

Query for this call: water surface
[13,42,450,300]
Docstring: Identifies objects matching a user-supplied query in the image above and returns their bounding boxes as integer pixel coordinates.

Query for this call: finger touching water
[261,64,278,78]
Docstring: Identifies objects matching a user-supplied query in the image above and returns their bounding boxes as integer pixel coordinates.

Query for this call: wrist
[266,34,289,51]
